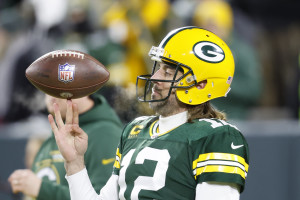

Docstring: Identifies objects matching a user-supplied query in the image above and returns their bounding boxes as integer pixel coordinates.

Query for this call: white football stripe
[197,160,246,171]
[193,160,247,177]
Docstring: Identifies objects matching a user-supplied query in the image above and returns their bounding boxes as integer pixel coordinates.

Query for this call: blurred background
[0,0,299,199]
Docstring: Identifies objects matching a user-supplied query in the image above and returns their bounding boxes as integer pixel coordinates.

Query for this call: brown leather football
[25,50,109,99]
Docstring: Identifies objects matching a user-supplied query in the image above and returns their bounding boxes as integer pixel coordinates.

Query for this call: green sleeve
[37,180,70,200]
[191,120,249,192]
[84,122,122,193]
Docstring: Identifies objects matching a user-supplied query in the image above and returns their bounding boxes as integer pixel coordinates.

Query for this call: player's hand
[48,100,88,175]
[8,169,41,197]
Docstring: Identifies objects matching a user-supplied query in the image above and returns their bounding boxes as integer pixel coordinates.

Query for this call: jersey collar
[150,111,188,139]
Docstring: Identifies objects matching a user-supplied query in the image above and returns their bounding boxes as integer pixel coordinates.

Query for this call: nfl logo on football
[58,63,75,83]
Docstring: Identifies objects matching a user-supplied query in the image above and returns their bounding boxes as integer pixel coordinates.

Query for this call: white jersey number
[118,147,171,200]
[199,119,239,130]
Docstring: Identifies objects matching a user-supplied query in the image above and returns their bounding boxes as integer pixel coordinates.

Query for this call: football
[25,50,110,99]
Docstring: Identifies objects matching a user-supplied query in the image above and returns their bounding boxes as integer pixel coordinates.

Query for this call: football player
[48,26,249,199]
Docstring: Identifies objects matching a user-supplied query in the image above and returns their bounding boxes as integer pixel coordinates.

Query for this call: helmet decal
[193,41,225,63]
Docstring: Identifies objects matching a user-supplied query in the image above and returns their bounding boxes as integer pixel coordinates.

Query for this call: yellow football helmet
[136,26,234,105]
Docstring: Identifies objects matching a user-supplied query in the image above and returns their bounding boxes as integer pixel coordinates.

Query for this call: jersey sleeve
[190,119,249,192]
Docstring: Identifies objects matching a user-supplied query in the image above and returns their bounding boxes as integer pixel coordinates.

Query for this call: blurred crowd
[0,0,299,131]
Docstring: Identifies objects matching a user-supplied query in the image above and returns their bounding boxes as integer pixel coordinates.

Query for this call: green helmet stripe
[159,26,198,48]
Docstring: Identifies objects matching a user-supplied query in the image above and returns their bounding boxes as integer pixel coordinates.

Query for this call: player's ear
[196,80,207,90]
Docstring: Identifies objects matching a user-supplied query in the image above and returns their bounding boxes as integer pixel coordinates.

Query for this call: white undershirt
[158,111,188,134]
[66,111,240,200]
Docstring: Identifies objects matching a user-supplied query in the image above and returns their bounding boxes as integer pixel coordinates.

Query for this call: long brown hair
[186,101,226,122]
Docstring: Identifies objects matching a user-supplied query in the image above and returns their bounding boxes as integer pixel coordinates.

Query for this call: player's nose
[151,68,163,82]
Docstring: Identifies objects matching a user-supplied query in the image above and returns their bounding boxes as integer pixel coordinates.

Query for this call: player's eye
[165,68,174,76]
[165,71,172,76]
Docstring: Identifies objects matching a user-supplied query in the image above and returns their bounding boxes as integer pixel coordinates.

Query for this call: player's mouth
[151,86,162,98]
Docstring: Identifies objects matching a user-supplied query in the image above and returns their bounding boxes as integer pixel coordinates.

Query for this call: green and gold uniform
[32,94,123,200]
[113,116,249,199]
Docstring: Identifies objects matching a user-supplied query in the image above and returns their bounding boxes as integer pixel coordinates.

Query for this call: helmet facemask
[136,55,196,103]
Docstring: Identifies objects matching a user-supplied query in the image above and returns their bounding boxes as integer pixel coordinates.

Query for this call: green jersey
[113,116,249,200]
[32,94,123,200]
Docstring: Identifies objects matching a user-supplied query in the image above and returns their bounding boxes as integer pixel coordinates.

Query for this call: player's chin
[150,93,166,104]
[151,91,162,99]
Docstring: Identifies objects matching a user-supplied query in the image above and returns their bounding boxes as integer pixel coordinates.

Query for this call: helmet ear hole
[196,80,207,90]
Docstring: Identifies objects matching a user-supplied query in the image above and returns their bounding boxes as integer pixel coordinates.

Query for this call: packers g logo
[193,41,225,63]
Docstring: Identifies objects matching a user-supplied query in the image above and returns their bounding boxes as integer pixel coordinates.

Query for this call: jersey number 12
[118,147,171,200]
